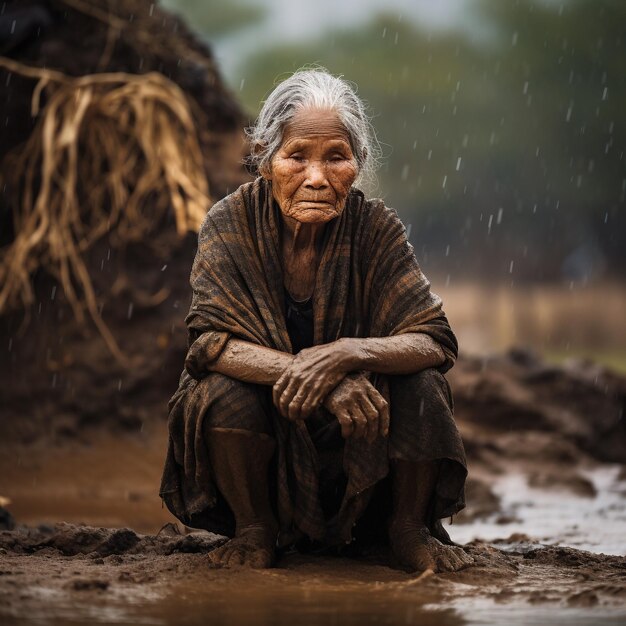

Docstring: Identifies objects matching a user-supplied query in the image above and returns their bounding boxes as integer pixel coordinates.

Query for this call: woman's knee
[387,368,461,460]
[390,367,452,406]
[200,372,273,434]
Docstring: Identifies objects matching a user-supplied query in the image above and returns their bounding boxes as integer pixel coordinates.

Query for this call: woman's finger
[369,389,390,437]
[287,382,313,420]
[358,394,380,444]
[298,387,324,419]
[349,405,368,439]
[279,376,301,418]
[272,370,289,408]
[336,409,355,439]
[299,372,343,417]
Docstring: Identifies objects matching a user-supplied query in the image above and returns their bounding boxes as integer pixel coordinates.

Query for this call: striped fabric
[159,176,466,546]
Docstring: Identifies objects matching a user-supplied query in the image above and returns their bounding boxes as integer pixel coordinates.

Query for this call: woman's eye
[329,154,347,161]
[290,154,304,162]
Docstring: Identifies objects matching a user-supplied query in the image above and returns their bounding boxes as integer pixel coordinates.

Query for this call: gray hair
[245,67,381,188]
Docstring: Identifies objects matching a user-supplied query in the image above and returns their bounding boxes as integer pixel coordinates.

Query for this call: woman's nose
[304,160,329,188]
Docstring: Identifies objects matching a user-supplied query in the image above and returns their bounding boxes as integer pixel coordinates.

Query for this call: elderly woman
[159,69,470,573]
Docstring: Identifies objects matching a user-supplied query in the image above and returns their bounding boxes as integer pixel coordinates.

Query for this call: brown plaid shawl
[159,176,463,544]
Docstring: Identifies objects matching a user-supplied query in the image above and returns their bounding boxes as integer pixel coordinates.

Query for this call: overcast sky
[207,0,488,77]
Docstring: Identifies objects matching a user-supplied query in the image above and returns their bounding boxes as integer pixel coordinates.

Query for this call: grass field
[435,280,626,374]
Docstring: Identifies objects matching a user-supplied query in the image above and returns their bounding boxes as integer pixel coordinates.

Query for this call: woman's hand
[322,372,390,443]
[272,338,361,420]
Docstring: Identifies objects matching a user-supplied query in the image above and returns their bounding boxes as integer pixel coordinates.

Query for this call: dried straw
[0,57,211,365]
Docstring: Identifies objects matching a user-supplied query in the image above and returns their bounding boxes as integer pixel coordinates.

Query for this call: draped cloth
[159,176,466,546]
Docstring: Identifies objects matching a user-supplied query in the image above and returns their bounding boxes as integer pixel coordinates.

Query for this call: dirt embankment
[0,0,252,450]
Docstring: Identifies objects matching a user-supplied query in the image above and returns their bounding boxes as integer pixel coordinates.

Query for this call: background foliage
[163,0,625,283]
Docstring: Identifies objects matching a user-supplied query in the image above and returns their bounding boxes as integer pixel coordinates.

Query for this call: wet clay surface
[0,522,625,625]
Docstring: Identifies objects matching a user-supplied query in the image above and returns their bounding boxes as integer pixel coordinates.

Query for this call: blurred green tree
[230,0,625,282]
[160,0,265,38]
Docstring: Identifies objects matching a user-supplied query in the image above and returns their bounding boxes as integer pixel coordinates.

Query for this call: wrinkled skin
[265,107,359,227]
[272,338,360,421]
[320,370,390,443]
[272,333,444,427]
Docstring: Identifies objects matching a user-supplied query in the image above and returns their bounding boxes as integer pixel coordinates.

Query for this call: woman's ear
[362,146,368,162]
[252,142,272,179]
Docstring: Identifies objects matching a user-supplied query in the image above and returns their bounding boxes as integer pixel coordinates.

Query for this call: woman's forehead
[282,107,350,143]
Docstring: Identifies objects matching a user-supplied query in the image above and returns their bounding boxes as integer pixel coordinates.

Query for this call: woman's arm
[204,337,295,386]
[191,332,444,421]
[192,332,388,441]
[203,336,355,420]
[271,333,445,420]
[339,332,446,375]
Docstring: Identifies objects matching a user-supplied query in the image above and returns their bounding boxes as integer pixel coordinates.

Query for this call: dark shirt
[284,286,314,353]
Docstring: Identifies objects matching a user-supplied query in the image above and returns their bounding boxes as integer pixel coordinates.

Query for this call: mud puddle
[2,523,625,626]
[3,556,625,626]
[445,466,626,556]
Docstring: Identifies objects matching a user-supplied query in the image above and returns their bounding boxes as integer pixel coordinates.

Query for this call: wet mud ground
[1,517,625,626]
[1,417,626,626]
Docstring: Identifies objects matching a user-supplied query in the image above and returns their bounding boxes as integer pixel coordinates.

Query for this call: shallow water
[444,466,626,556]
[6,572,626,626]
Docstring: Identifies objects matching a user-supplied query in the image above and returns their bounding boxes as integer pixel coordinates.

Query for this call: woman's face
[264,108,359,224]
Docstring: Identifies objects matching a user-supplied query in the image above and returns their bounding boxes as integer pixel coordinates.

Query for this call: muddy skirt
[160,368,467,544]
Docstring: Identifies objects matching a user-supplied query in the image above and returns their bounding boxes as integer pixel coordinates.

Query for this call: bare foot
[389,520,473,573]
[207,524,277,569]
